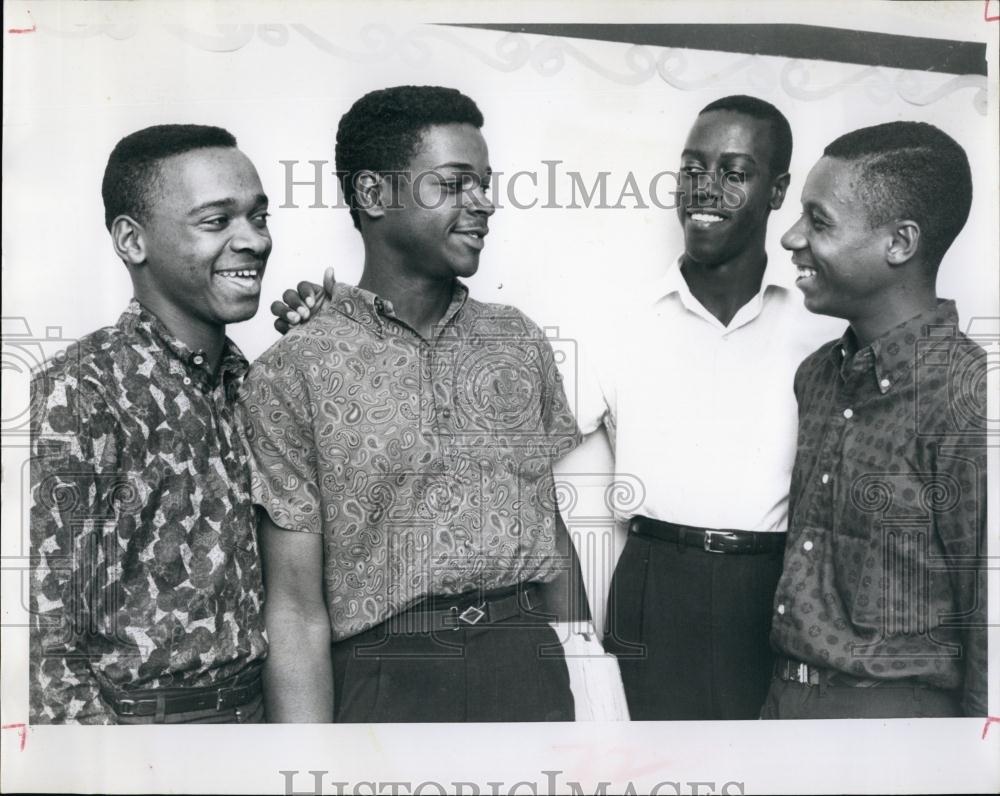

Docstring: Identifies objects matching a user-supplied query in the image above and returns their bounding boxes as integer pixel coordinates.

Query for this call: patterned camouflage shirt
[771,300,987,715]
[29,300,267,724]
[241,281,581,641]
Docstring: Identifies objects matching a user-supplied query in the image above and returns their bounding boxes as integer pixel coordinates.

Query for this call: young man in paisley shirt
[763,121,988,718]
[29,125,273,723]
[241,86,584,723]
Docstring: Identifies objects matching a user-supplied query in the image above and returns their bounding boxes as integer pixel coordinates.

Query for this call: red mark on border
[981,716,1000,739]
[1,723,28,751]
[986,0,1000,22]
[7,7,35,34]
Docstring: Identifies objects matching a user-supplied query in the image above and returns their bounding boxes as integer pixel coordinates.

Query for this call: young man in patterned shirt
[30,125,272,723]
[763,121,988,718]
[241,86,583,723]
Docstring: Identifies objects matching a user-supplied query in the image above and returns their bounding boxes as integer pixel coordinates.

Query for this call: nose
[687,170,721,208]
[781,216,807,251]
[231,217,271,257]
[468,184,496,217]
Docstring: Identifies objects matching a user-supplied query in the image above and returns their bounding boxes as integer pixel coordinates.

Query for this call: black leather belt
[386,583,545,634]
[774,656,912,689]
[102,664,263,718]
[629,516,786,554]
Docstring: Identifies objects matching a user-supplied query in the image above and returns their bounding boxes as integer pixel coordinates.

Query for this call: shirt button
[879,378,891,389]
[183,376,192,386]
[803,540,814,552]
[843,408,854,419]
[821,473,830,485]
[441,408,451,419]
[193,355,204,365]
[777,604,786,615]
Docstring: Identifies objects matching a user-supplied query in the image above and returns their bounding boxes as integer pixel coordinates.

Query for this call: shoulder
[793,338,841,393]
[919,330,988,434]
[462,297,548,341]
[30,324,129,403]
[249,309,348,376]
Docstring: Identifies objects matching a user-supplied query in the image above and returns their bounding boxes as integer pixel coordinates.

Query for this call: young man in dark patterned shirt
[241,86,583,723]
[763,121,988,718]
[29,125,273,723]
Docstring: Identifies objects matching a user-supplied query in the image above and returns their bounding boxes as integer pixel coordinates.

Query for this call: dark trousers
[331,600,574,723]
[760,679,962,719]
[604,533,783,720]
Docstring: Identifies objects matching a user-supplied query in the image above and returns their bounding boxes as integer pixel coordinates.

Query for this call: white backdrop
[2,1,998,794]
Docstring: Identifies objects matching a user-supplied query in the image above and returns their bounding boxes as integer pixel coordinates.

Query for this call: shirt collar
[326,279,470,338]
[831,299,959,393]
[653,252,794,305]
[118,299,248,381]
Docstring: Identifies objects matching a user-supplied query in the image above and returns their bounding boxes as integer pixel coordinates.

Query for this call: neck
[681,240,769,327]
[133,287,227,371]
[358,244,455,339]
[849,282,938,349]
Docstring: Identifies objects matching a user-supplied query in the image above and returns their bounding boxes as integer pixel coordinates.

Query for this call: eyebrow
[187,193,269,216]
[802,199,834,218]
[681,149,759,165]
[432,162,492,174]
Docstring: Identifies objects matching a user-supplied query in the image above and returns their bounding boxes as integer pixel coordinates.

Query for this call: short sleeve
[537,332,584,461]
[240,354,323,535]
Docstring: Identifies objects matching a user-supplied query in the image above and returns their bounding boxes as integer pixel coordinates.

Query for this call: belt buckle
[703,530,732,553]
[451,602,486,630]
[216,686,234,711]
[116,698,138,717]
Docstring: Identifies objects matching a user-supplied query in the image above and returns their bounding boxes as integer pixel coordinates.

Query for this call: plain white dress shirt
[575,254,845,533]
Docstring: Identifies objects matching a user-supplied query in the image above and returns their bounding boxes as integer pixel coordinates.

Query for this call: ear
[110,215,146,266]
[354,171,385,222]
[768,172,790,211]
[886,219,921,266]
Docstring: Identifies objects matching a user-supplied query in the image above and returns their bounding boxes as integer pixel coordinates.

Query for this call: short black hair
[824,121,972,264]
[334,85,485,231]
[101,124,238,231]
[698,95,793,176]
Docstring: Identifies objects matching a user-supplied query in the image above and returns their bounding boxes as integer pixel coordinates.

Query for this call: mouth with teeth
[214,267,263,293]
[687,211,727,227]
[795,265,817,284]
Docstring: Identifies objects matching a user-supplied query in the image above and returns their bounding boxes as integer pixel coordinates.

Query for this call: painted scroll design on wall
[38,21,989,115]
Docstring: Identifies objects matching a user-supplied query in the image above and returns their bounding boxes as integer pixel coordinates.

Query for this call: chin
[451,261,481,279]
[218,301,262,325]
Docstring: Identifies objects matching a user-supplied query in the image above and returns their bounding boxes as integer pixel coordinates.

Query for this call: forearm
[263,605,333,723]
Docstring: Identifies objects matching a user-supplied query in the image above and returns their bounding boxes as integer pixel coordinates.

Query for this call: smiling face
[136,146,271,330]
[782,156,893,321]
[379,123,494,280]
[676,110,786,267]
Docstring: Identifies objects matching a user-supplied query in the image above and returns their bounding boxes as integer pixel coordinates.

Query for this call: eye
[251,211,270,228]
[201,216,229,229]
[808,213,828,231]
[724,170,747,184]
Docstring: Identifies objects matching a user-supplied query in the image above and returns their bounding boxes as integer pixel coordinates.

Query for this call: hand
[271,267,337,334]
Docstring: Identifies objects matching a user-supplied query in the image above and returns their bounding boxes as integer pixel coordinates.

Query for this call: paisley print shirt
[771,301,987,715]
[29,300,267,724]
[242,281,581,641]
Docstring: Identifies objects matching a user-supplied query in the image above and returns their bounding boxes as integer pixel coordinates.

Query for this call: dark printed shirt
[771,300,987,715]
[29,300,267,724]
[241,281,581,641]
